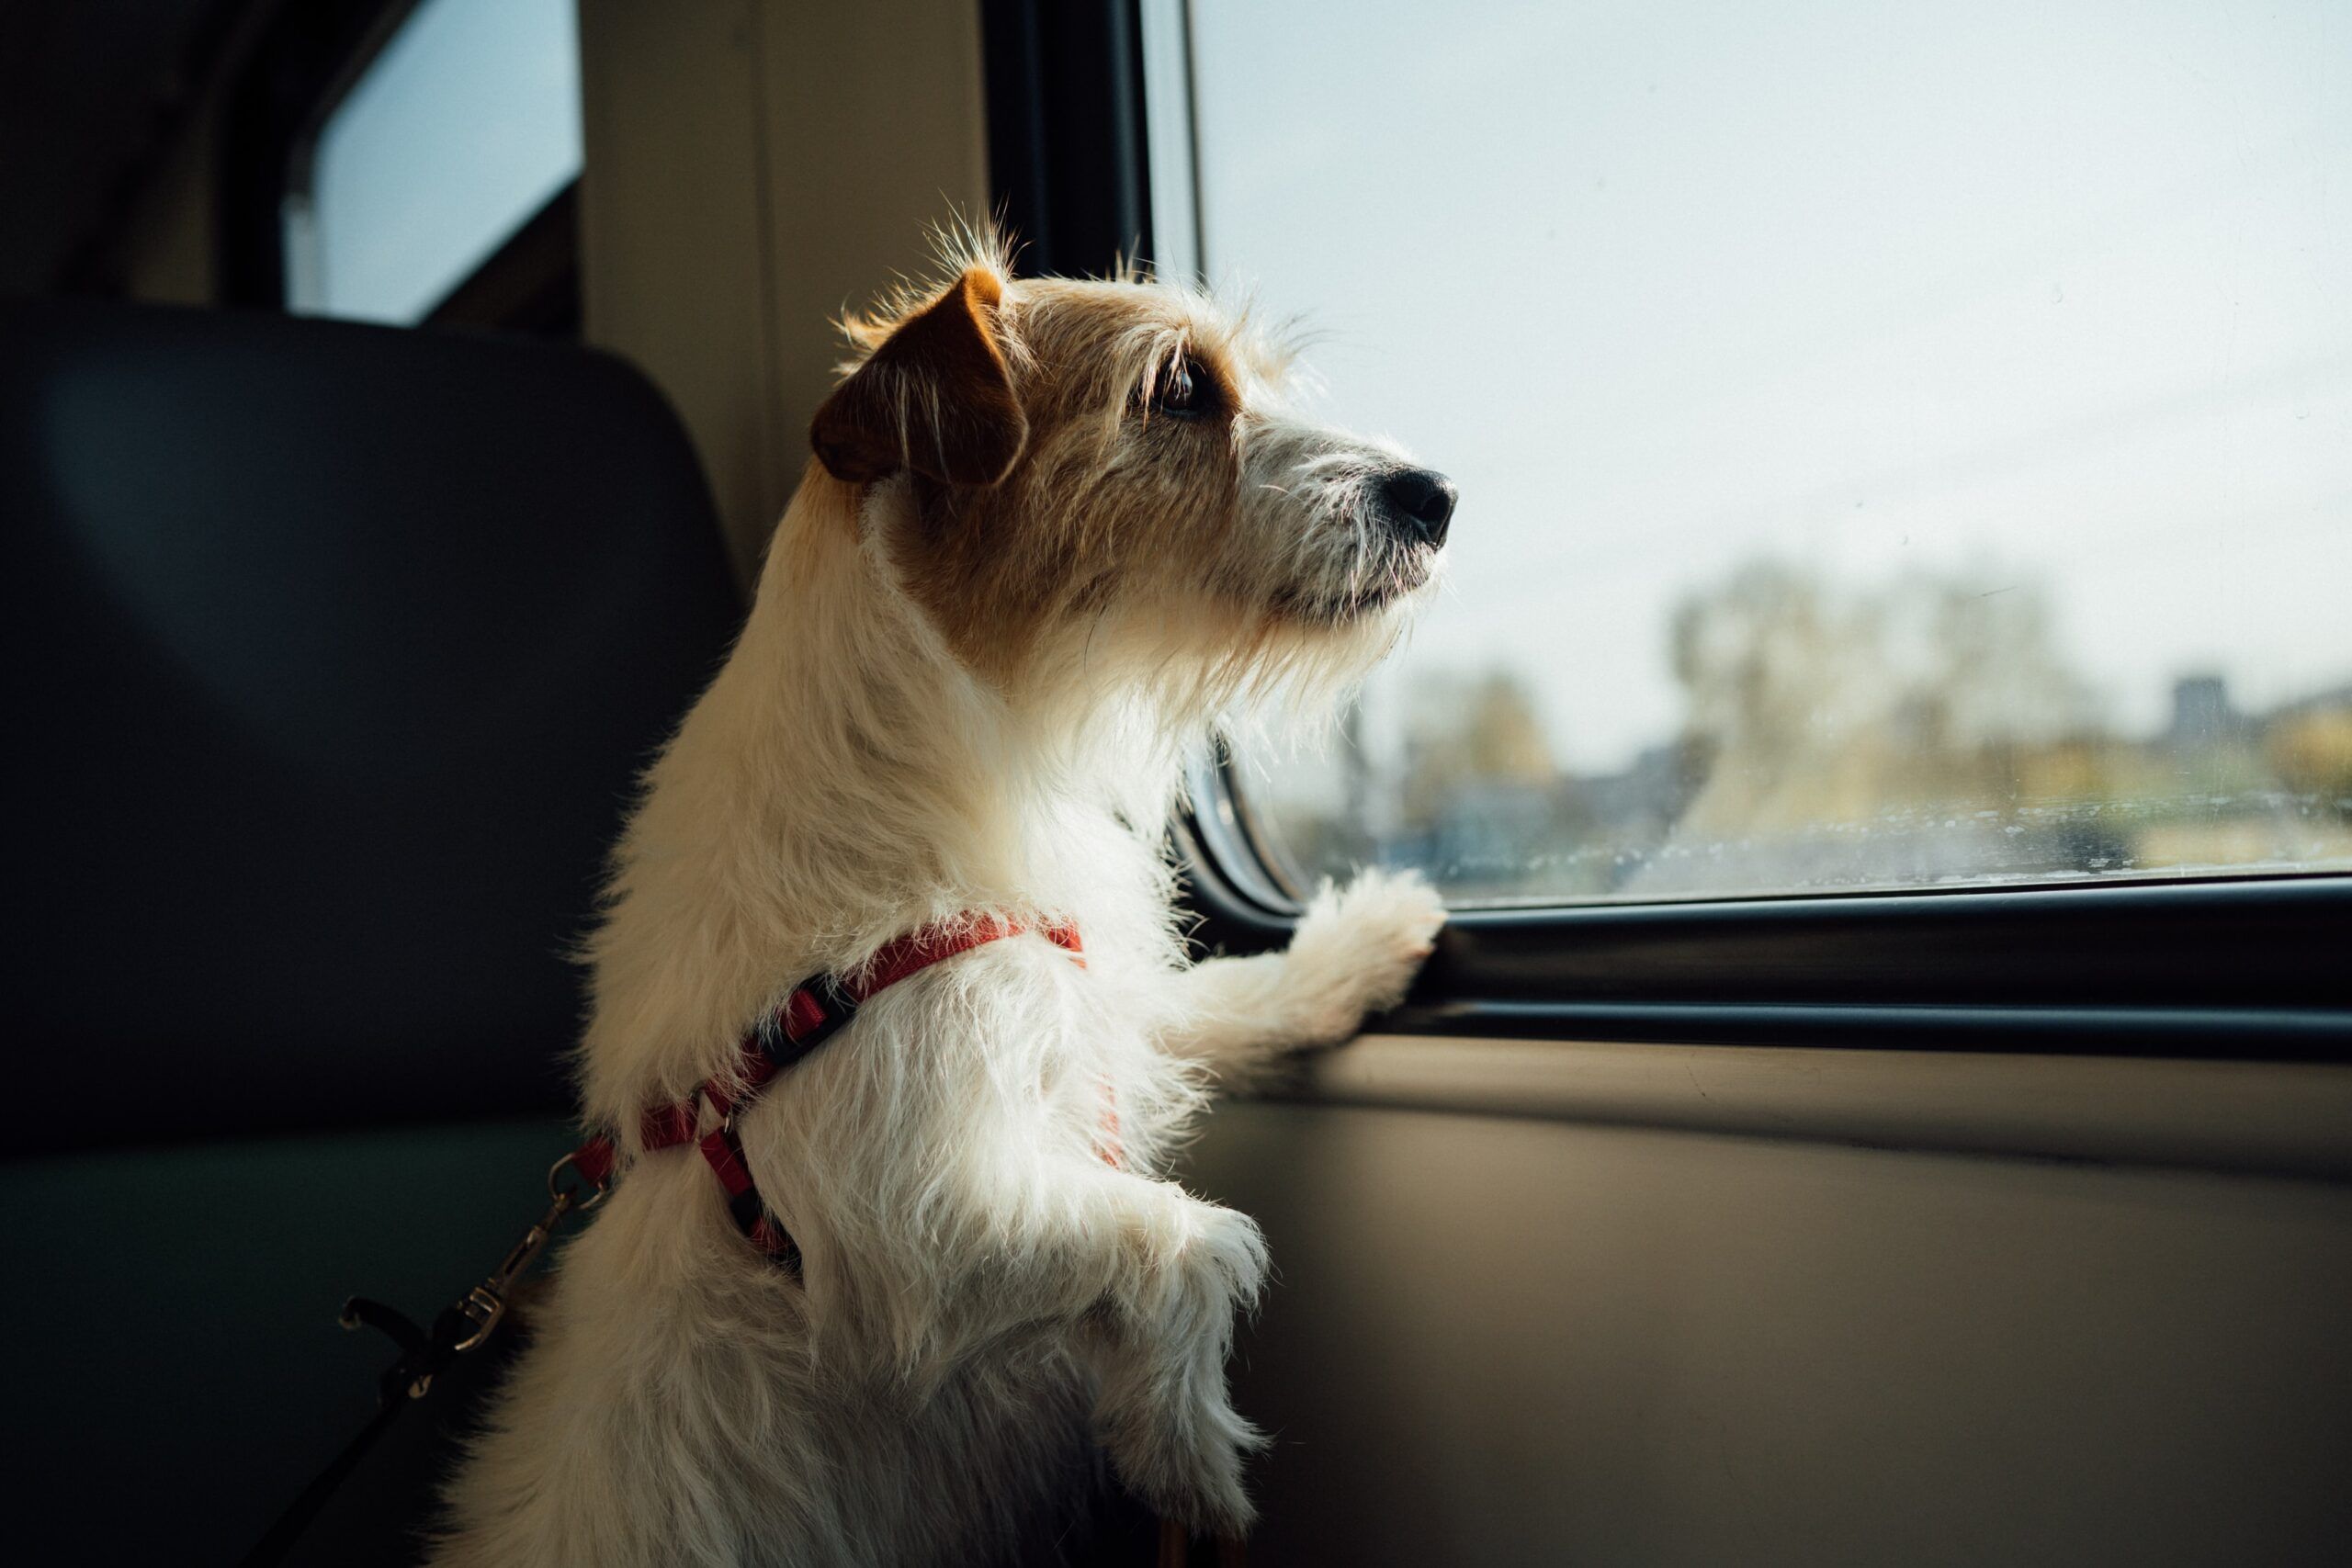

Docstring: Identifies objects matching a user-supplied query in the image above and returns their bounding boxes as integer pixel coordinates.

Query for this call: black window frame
[220,0,582,338]
[990,0,2352,1065]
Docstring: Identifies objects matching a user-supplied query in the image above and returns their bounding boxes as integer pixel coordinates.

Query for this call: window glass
[284,0,582,325]
[1159,0,2352,904]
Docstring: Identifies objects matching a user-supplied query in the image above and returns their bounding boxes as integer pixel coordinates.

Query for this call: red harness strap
[569,919,1087,1269]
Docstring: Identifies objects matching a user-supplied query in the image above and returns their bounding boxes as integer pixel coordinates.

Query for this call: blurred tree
[1667,558,2097,836]
[1397,669,1554,828]
[2267,704,2352,805]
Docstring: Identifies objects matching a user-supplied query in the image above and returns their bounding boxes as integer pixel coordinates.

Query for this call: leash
[238,1151,608,1568]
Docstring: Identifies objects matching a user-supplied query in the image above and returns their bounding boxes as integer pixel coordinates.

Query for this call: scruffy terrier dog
[434,233,1456,1567]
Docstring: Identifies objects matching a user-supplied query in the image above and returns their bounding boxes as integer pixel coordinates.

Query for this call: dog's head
[809,243,1453,706]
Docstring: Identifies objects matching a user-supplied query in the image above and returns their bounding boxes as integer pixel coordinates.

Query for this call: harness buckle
[756,981,857,1072]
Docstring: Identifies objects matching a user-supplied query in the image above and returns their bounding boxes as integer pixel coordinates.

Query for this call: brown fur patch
[810,269,1028,487]
[881,279,1266,678]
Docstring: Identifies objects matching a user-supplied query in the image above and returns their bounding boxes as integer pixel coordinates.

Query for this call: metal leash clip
[254,1153,613,1568]
[450,1150,610,1356]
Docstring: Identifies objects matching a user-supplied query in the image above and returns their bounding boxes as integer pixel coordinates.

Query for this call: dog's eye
[1148,356,1210,420]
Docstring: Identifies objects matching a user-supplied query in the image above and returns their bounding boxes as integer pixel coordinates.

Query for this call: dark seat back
[0,299,742,1562]
[2,299,741,1152]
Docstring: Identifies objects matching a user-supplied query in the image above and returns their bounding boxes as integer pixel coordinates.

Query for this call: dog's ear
[810,268,1028,488]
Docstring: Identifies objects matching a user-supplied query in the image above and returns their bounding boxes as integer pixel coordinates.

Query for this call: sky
[1170,0,2352,779]
[294,0,581,324]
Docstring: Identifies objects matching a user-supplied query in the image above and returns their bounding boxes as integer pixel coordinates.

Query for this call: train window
[1149,0,2352,907]
[281,0,582,325]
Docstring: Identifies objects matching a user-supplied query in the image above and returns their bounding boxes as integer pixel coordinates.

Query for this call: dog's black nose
[1379,467,1457,547]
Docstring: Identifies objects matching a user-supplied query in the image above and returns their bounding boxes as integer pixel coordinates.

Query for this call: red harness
[567,919,1088,1270]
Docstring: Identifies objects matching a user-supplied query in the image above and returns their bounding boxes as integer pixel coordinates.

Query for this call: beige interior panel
[577,0,989,582]
[577,0,786,581]
[1184,1055,2352,1566]
[1294,1034,2352,1182]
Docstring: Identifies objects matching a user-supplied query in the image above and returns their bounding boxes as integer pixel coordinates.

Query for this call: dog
[432,230,1455,1567]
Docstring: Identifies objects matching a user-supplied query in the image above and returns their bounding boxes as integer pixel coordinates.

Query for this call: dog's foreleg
[1158,868,1444,1081]
[955,1153,1271,1532]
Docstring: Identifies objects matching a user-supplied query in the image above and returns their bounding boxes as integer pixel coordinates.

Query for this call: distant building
[2165,674,2248,750]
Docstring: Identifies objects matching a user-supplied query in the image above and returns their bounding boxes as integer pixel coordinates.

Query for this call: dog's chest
[755,933,1178,1194]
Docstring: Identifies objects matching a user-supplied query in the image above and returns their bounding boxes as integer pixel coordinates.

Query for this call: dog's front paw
[1282,867,1446,1045]
[1099,1202,1272,1533]
[1102,1383,1268,1537]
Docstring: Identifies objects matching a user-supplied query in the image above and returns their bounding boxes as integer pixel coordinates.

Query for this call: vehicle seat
[0,298,741,1564]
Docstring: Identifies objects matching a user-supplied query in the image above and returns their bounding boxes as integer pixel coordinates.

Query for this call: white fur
[432,266,1447,1568]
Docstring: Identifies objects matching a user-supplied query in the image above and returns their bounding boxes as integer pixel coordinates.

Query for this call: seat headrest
[0,299,742,1154]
